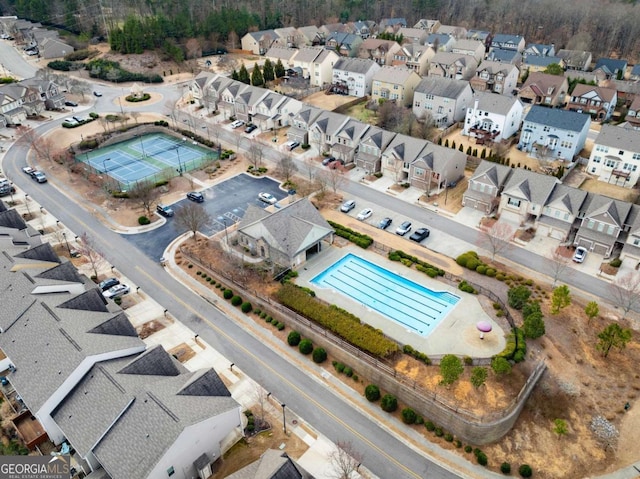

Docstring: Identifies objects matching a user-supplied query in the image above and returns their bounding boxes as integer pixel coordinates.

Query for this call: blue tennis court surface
[311,253,459,336]
[80,132,216,188]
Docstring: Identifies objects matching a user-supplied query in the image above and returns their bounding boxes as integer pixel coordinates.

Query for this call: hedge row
[495,327,526,362]
[402,344,431,365]
[333,361,357,381]
[388,250,445,276]
[86,59,164,83]
[277,283,399,357]
[327,220,373,249]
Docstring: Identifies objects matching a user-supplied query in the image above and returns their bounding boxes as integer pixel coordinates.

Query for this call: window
[634,237,640,246]
[415,168,424,176]
[167,467,175,477]
[633,153,640,160]
[607,225,615,235]
[543,126,550,132]
[507,197,521,207]
[587,219,595,229]
[605,158,617,168]
[597,222,604,232]
[593,155,601,163]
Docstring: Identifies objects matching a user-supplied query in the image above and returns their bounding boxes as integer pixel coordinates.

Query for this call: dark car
[64,100,78,107]
[156,204,174,217]
[187,191,204,203]
[410,227,430,242]
[93,91,102,97]
[395,221,412,236]
[98,277,120,292]
[32,171,47,183]
[378,217,392,230]
[245,124,258,133]
[322,156,337,166]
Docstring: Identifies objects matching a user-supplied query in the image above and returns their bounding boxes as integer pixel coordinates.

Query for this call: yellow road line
[136,266,422,479]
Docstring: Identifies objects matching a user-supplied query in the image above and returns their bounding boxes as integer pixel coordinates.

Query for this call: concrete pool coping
[297,245,506,358]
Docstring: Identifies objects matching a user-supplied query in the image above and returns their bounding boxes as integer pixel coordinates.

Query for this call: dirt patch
[304,91,361,111]
[579,177,640,203]
[167,343,196,363]
[137,320,166,339]
[176,231,640,478]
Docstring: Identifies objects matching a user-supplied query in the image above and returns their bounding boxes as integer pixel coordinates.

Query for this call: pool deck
[297,245,506,358]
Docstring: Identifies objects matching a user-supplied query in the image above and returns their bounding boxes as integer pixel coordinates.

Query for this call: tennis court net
[103,157,138,172]
[148,142,182,157]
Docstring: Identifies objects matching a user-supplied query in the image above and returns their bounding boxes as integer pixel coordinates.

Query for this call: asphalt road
[0,40,38,79]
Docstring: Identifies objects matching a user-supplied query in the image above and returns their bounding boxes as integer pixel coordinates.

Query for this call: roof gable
[58,288,109,313]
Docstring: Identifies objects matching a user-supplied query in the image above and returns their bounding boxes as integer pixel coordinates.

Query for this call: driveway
[123,174,287,260]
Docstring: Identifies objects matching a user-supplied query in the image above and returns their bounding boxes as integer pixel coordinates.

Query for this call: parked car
[103,284,130,299]
[245,124,258,133]
[356,208,373,221]
[22,166,35,176]
[410,227,430,242]
[63,117,78,125]
[98,277,120,292]
[0,179,15,197]
[322,156,337,166]
[64,101,78,107]
[340,200,356,212]
[230,119,245,129]
[93,91,102,97]
[285,140,300,151]
[573,246,587,263]
[32,171,47,183]
[258,192,277,204]
[395,221,412,236]
[378,217,392,230]
[156,204,174,217]
[186,191,204,203]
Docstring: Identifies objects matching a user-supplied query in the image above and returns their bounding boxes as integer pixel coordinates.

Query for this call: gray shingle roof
[36,261,83,283]
[226,449,312,479]
[502,168,560,206]
[58,288,109,313]
[372,66,417,84]
[292,46,324,63]
[595,124,640,152]
[473,91,522,116]
[543,184,588,215]
[581,193,632,227]
[15,242,59,263]
[523,56,562,67]
[332,56,377,74]
[119,345,183,376]
[469,160,512,187]
[594,58,627,74]
[0,208,27,230]
[487,48,520,63]
[53,346,237,478]
[523,106,590,133]
[415,77,470,99]
[239,198,333,263]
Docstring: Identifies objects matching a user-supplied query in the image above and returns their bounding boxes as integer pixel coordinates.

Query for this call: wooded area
[3,0,640,61]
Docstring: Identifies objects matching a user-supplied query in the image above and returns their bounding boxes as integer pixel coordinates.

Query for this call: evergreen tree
[238,64,250,84]
[251,65,264,86]
[263,58,275,82]
[231,69,239,81]
[274,59,285,78]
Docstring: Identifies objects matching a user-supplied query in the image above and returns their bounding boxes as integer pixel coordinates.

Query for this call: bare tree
[480,222,514,261]
[329,441,363,479]
[609,272,640,319]
[76,232,106,280]
[315,170,330,197]
[247,144,264,169]
[175,203,211,239]
[326,166,346,194]
[391,158,405,184]
[547,247,573,286]
[17,127,61,164]
[130,111,141,124]
[252,386,269,430]
[130,180,159,217]
[277,154,298,183]
[303,157,317,184]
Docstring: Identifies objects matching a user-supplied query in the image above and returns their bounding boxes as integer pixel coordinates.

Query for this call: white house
[586,125,640,188]
[463,93,524,142]
[331,57,380,97]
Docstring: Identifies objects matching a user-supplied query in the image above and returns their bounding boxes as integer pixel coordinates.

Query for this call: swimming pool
[311,253,459,336]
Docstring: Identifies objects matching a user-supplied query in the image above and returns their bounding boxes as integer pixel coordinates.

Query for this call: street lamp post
[62,232,71,255]
[281,404,287,435]
[138,135,146,157]
[102,157,111,174]
[222,218,230,245]
[24,193,30,217]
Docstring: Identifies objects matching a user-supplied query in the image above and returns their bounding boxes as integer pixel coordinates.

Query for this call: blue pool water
[311,253,460,337]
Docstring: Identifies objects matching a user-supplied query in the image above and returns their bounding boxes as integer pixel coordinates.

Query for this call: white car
[22,166,35,176]
[103,284,130,299]
[258,192,277,204]
[356,208,373,221]
[573,246,588,263]
[230,119,245,129]
[63,117,78,125]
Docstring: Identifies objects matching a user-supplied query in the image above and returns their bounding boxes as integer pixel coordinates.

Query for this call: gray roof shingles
[523,106,590,133]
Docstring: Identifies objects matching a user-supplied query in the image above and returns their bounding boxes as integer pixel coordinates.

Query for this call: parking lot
[123,174,288,260]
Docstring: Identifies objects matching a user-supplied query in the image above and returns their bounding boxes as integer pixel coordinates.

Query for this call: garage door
[549,228,565,241]
[592,243,608,256]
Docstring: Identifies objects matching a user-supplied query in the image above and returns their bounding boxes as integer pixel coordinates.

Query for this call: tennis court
[80,133,217,188]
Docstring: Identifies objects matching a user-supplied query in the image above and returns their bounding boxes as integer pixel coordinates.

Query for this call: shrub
[415,416,424,425]
[241,301,252,313]
[496,273,506,281]
[277,322,285,331]
[365,384,381,402]
[508,285,531,309]
[454,439,462,448]
[444,433,454,442]
[610,257,622,268]
[299,339,313,354]
[138,216,150,225]
[265,316,273,323]
[434,427,444,437]
[463,355,473,365]
[401,407,417,424]
[334,362,345,373]
[231,295,242,306]
[476,451,488,466]
[519,464,532,477]
[501,462,511,474]
[492,357,512,375]
[312,347,327,363]
[464,445,473,453]
[380,394,398,412]
[344,366,353,377]
[196,271,202,276]
[254,308,261,315]
[476,264,487,275]
[458,280,477,294]
[486,268,497,277]
[215,283,221,289]
[287,331,301,346]
[425,421,436,431]
[352,374,358,381]
[260,312,267,318]
[223,289,233,299]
